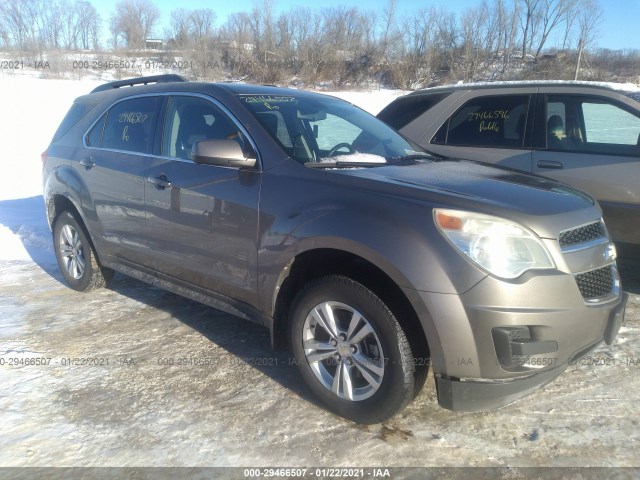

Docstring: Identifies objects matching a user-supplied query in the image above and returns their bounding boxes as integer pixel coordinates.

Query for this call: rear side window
[52,102,96,142]
[86,114,106,147]
[377,92,450,130]
[432,95,530,148]
[101,96,162,154]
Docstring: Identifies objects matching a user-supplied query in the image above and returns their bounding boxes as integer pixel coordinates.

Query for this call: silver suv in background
[43,76,627,423]
[378,81,640,258]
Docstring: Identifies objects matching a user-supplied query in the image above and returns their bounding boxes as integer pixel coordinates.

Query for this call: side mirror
[191,139,257,169]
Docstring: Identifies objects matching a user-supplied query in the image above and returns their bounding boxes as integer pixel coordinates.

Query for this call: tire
[289,275,415,424]
[53,210,113,292]
[412,362,430,400]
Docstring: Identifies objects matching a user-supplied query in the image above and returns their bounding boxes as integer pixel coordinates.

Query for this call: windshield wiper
[306,153,439,169]
[305,161,390,169]
[389,151,445,162]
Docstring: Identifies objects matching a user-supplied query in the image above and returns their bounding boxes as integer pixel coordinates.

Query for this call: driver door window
[545,95,640,155]
[162,96,240,160]
[582,101,640,153]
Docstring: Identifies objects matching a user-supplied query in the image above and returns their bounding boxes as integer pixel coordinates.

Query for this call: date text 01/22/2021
[243,468,391,478]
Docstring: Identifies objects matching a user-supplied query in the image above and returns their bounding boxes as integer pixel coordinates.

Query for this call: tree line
[1,0,638,87]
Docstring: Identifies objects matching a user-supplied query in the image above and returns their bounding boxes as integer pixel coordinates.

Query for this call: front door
[532,92,640,247]
[144,95,261,306]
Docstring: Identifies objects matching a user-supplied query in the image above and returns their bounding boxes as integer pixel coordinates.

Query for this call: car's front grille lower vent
[574,266,614,300]
[559,221,605,248]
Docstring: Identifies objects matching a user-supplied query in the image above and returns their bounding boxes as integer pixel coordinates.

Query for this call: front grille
[559,221,605,248]
[575,266,614,299]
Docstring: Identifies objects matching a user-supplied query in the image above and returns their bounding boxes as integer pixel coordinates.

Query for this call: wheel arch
[48,193,108,270]
[48,193,82,228]
[271,248,431,367]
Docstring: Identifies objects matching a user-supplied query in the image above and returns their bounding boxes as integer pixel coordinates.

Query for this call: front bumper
[403,271,628,412]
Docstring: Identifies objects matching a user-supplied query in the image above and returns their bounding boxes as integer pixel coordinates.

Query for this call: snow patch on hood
[319,153,387,163]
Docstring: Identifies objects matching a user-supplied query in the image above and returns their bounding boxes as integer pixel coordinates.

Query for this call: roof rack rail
[90,74,188,93]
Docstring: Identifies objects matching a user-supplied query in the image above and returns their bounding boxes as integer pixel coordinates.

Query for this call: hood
[330,160,601,239]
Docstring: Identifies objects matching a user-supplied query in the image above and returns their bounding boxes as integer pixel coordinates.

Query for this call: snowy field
[0,76,639,473]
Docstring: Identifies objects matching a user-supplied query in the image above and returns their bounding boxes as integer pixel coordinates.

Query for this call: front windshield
[239,94,422,164]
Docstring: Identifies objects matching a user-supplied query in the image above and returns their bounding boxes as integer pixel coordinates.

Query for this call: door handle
[537,160,563,169]
[147,175,172,189]
[80,157,95,169]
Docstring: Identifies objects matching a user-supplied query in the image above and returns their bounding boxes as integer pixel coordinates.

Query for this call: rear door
[532,89,640,246]
[425,88,536,172]
[82,95,162,264]
[144,94,261,306]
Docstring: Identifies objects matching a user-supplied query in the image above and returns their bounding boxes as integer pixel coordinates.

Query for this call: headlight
[434,209,555,279]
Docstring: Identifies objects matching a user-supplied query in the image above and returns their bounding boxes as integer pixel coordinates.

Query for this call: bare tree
[395,7,440,88]
[492,0,522,76]
[520,0,539,58]
[379,0,396,60]
[574,0,602,79]
[75,0,101,50]
[0,0,41,50]
[458,1,494,82]
[169,8,191,49]
[191,8,216,47]
[110,0,160,49]
[288,7,327,83]
[533,0,577,57]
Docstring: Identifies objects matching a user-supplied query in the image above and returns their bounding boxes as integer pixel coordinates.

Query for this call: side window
[545,99,569,151]
[162,96,240,160]
[546,95,640,155]
[432,95,530,148]
[377,92,451,130]
[86,113,106,147]
[102,96,161,154]
[582,102,640,147]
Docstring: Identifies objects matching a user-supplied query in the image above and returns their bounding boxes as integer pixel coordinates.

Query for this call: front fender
[257,171,487,311]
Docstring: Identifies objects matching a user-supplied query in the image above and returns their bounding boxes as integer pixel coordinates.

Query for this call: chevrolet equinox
[43,75,627,423]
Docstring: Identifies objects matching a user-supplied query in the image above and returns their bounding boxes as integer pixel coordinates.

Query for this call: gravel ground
[0,259,639,473]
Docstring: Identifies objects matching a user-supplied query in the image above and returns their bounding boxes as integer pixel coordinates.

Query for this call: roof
[82,75,337,106]
[89,75,328,96]
[407,80,640,97]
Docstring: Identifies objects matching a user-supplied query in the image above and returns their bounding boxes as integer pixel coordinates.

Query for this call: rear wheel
[289,275,415,424]
[53,211,113,292]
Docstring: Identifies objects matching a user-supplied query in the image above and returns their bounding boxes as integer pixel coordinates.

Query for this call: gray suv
[43,75,627,423]
[377,81,640,257]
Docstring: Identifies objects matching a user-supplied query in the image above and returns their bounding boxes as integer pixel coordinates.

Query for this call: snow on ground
[0,78,105,263]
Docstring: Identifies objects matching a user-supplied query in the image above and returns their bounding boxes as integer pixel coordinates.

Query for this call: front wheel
[53,211,113,292]
[289,275,415,424]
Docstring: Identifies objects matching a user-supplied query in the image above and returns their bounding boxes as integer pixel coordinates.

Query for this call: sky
[92,0,637,51]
